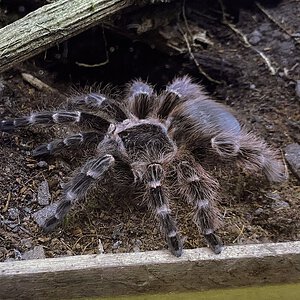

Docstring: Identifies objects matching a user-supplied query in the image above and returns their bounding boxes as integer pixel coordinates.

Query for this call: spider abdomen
[171,99,241,148]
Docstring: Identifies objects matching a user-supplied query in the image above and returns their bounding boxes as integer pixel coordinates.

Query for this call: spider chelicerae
[0,76,286,257]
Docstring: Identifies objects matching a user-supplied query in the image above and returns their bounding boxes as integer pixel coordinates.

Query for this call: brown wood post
[0,0,135,73]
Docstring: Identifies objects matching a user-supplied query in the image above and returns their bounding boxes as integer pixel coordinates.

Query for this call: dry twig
[218,0,277,75]
[21,73,58,93]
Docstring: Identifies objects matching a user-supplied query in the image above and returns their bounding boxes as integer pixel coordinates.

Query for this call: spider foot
[204,232,223,254]
[1,119,15,132]
[43,215,61,233]
[166,234,183,257]
[32,144,53,157]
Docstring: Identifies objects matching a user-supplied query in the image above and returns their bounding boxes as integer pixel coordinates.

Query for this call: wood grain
[0,0,134,73]
[1,241,300,299]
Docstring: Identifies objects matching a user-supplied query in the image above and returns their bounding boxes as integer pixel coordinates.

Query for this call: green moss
[85,283,300,300]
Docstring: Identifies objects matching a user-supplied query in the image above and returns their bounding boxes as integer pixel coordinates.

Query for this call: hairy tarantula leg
[211,133,241,158]
[145,163,183,257]
[126,80,155,119]
[157,76,202,118]
[43,154,115,232]
[32,132,103,157]
[71,93,127,122]
[177,160,223,254]
[204,233,223,254]
[0,111,110,132]
[166,75,203,99]
[236,130,287,182]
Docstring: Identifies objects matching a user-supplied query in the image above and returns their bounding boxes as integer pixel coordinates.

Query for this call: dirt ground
[0,0,299,261]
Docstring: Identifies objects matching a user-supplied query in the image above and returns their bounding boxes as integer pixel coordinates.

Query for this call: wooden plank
[0,0,134,73]
[0,241,300,299]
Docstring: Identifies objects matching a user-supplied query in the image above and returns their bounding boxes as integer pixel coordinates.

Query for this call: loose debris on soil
[0,0,299,261]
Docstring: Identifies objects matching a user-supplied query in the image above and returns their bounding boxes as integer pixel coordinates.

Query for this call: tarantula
[0,76,286,257]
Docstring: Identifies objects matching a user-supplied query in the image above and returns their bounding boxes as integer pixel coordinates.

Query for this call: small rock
[295,80,300,98]
[254,208,264,215]
[37,237,51,243]
[135,239,142,247]
[37,180,51,206]
[133,239,142,252]
[0,247,8,259]
[112,223,124,239]
[23,207,32,214]
[74,243,81,250]
[98,239,105,254]
[7,208,20,221]
[14,249,22,260]
[271,200,290,210]
[259,23,271,33]
[112,240,122,249]
[12,226,20,233]
[32,203,58,227]
[285,143,300,181]
[21,238,33,249]
[37,161,48,168]
[0,79,5,97]
[22,245,45,260]
[266,191,281,201]
[4,97,12,107]
[248,30,262,45]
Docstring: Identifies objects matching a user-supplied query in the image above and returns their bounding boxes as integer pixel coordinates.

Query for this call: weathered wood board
[0,241,300,299]
[0,0,133,73]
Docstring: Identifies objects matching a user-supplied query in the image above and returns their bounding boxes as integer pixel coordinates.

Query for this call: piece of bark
[0,0,135,74]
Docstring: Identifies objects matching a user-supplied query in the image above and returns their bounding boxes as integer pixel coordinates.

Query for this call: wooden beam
[0,241,300,299]
[0,0,135,73]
